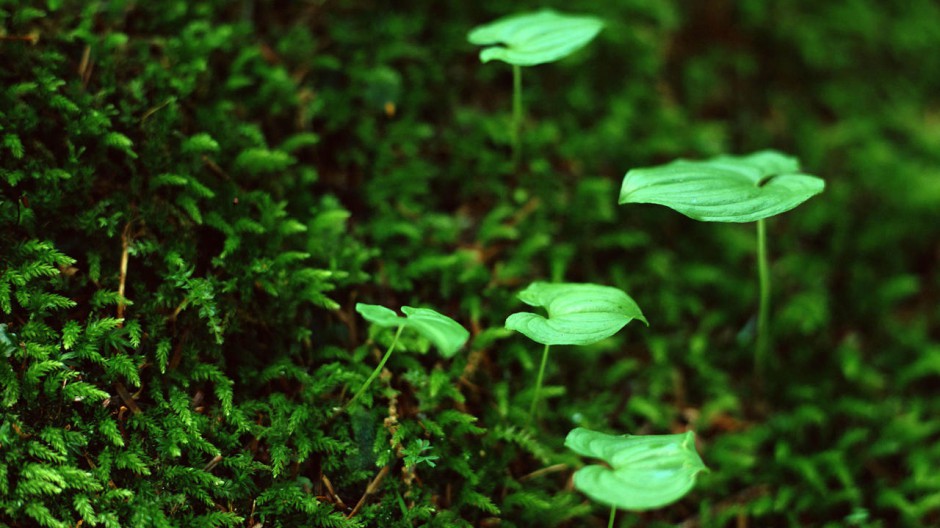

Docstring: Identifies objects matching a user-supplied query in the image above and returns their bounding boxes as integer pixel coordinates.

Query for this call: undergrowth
[2,1,940,527]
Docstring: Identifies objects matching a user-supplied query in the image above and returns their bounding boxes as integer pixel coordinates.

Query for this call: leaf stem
[528,343,550,423]
[756,218,771,375]
[340,325,405,414]
[608,505,616,528]
[512,64,522,168]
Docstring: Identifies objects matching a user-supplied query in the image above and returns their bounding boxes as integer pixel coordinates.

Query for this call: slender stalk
[756,218,771,374]
[340,325,405,414]
[528,343,550,422]
[512,64,522,167]
[608,505,616,528]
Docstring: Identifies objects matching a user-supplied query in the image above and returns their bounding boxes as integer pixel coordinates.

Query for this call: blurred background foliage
[1,0,939,526]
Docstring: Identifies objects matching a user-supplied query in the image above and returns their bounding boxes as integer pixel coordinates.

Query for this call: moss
[2,1,940,526]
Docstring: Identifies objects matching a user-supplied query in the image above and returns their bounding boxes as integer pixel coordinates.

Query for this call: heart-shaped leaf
[468,10,603,67]
[355,304,402,327]
[355,303,469,358]
[565,428,706,511]
[619,150,825,223]
[505,282,646,346]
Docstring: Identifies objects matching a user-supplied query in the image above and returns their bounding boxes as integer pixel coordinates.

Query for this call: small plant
[619,150,824,374]
[468,10,603,166]
[402,438,440,470]
[505,282,646,421]
[340,303,469,413]
[565,427,707,527]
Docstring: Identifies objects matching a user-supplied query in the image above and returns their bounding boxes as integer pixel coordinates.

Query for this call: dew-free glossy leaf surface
[619,150,825,223]
[468,10,603,66]
[355,304,402,327]
[504,282,646,346]
[355,303,469,358]
[565,428,706,511]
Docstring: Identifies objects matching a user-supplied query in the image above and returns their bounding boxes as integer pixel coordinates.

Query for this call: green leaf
[468,10,603,66]
[103,132,137,159]
[355,303,469,358]
[4,134,24,159]
[505,282,646,346]
[181,133,220,155]
[619,150,825,223]
[399,307,469,358]
[234,148,295,176]
[565,428,706,511]
[355,304,402,327]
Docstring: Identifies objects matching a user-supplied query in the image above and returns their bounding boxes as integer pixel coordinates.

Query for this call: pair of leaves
[620,150,825,223]
[566,428,707,511]
[468,10,603,66]
[505,282,647,346]
[356,303,468,358]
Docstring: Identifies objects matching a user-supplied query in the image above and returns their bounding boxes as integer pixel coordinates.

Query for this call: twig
[113,218,139,413]
[508,196,540,227]
[459,318,487,387]
[78,45,94,87]
[10,422,29,439]
[167,329,188,371]
[168,297,189,323]
[518,463,568,482]
[346,464,391,519]
[320,474,346,509]
[202,155,233,181]
[117,220,133,322]
[78,45,90,74]
[114,381,141,414]
[140,97,175,123]
[247,500,258,528]
[0,34,38,43]
[203,454,223,472]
